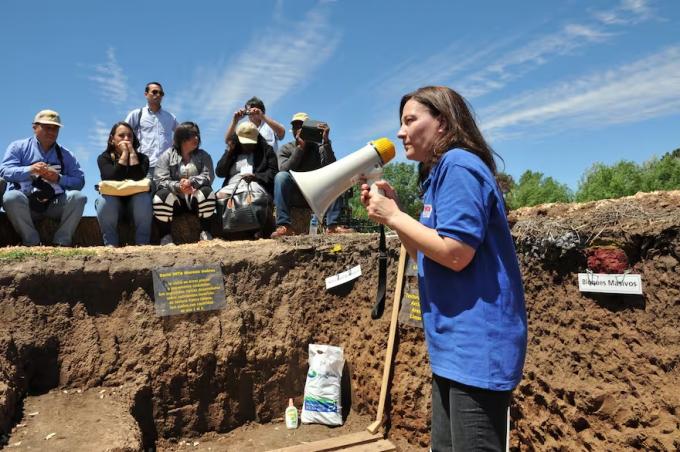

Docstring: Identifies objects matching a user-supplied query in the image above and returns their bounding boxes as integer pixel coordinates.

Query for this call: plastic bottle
[308,214,319,236]
[285,398,299,429]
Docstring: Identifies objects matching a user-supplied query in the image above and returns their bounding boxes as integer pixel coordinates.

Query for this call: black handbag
[219,181,272,233]
[28,177,57,213]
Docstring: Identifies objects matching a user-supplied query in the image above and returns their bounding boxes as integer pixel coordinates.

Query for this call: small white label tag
[325,265,362,290]
[578,273,643,295]
[422,204,432,218]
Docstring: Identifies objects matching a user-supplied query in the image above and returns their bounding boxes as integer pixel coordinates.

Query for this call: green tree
[575,161,643,202]
[640,153,680,192]
[348,162,423,221]
[507,170,572,209]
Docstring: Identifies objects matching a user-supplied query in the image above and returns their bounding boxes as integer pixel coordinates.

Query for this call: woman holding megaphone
[361,86,527,451]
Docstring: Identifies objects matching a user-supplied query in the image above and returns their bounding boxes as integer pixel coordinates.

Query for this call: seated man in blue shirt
[0,110,87,246]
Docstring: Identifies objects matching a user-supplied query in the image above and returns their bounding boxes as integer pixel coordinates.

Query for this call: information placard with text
[398,257,423,329]
[152,265,226,316]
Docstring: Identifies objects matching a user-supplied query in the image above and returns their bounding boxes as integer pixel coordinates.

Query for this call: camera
[299,119,325,144]
[28,176,56,212]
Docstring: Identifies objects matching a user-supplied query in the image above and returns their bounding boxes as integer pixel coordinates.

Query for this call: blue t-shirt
[418,149,527,391]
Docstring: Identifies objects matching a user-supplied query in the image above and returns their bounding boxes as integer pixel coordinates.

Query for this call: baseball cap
[290,112,309,124]
[33,109,63,127]
[236,121,259,144]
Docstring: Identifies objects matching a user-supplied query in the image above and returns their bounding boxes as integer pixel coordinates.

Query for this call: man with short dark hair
[0,110,86,246]
[224,96,285,153]
[125,82,178,177]
[270,112,353,238]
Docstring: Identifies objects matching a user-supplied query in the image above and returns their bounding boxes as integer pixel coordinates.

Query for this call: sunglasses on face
[149,90,164,96]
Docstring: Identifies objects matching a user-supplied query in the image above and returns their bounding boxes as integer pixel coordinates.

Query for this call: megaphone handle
[367,176,385,196]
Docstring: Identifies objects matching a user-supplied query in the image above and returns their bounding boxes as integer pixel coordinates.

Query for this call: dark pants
[431,374,511,452]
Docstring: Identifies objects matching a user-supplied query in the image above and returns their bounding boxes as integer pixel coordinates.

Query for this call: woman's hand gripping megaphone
[360,179,402,227]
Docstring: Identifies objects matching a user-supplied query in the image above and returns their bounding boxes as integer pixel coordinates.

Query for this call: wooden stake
[367,244,408,434]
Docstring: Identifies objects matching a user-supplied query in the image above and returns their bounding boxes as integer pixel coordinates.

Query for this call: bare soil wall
[0,190,678,451]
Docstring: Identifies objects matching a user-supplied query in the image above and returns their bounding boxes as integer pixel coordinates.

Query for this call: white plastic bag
[301,344,344,426]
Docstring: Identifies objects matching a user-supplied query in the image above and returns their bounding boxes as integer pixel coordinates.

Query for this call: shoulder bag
[219,181,272,233]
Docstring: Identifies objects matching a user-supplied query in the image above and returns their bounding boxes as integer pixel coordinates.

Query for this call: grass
[0,248,96,262]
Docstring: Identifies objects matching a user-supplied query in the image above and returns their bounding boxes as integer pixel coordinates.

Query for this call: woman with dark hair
[153,121,216,245]
[215,121,278,236]
[95,121,152,246]
[361,86,527,451]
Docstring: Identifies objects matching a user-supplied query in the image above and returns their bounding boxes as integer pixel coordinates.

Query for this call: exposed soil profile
[0,190,679,451]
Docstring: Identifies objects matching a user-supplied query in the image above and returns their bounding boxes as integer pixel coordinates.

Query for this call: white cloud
[457,22,616,100]
[480,46,680,141]
[355,22,614,141]
[373,1,655,106]
[594,0,655,25]
[87,47,129,106]
[70,118,109,164]
[355,1,660,143]
[563,24,614,41]
[169,6,340,133]
[352,38,516,140]
[87,118,110,153]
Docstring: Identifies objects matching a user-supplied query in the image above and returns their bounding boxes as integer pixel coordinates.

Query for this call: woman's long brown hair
[400,86,501,185]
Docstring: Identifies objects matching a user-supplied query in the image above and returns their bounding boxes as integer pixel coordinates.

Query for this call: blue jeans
[273,171,342,226]
[147,166,156,192]
[3,189,87,246]
[95,192,152,246]
[431,374,511,451]
[0,177,6,209]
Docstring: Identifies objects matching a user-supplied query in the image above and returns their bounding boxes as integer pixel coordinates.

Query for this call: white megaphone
[291,138,396,219]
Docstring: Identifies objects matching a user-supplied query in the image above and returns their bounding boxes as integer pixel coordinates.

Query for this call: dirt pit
[0,190,679,451]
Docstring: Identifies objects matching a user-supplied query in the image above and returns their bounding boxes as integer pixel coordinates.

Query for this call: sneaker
[199,231,213,241]
[326,225,355,234]
[270,225,297,239]
[160,234,175,246]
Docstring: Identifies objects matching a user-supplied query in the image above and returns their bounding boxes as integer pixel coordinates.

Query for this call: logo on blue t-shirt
[422,204,432,218]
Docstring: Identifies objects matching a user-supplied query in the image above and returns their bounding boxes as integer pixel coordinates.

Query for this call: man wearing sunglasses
[125,82,178,179]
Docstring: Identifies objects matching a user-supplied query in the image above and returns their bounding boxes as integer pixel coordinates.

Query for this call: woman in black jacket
[215,121,278,236]
[95,121,152,246]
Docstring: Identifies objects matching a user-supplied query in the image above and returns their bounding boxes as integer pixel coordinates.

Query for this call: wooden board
[367,245,408,433]
[342,439,397,451]
[267,431,386,451]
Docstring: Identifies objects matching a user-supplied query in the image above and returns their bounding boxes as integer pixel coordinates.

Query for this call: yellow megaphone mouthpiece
[371,137,396,164]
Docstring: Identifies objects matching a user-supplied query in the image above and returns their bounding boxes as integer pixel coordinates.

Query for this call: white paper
[578,273,643,295]
[325,265,362,289]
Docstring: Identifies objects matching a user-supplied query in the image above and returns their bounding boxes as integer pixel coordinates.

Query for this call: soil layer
[0,190,678,451]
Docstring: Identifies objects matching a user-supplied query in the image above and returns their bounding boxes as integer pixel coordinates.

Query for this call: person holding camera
[0,110,86,246]
[224,96,285,153]
[270,112,353,238]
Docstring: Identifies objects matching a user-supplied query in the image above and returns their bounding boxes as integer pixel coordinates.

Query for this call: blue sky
[2,0,679,215]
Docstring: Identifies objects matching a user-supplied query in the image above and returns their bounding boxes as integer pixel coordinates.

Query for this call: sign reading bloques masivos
[152,265,226,316]
[578,273,643,295]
